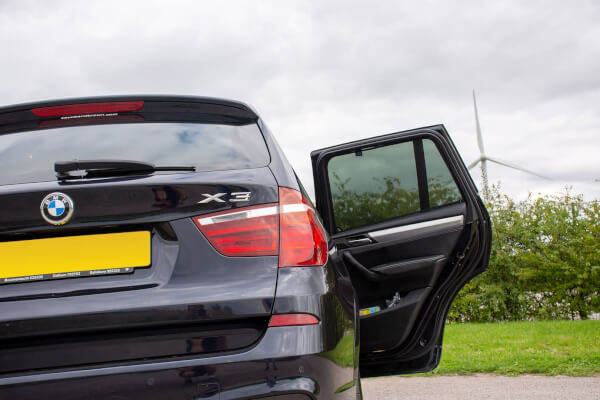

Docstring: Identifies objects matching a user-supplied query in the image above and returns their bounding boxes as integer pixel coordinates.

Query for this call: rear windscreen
[0,122,270,185]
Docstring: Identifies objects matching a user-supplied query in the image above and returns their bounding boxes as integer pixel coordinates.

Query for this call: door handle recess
[343,252,381,281]
[347,237,373,246]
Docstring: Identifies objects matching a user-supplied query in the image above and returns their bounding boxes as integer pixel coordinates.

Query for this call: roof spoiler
[0,95,259,134]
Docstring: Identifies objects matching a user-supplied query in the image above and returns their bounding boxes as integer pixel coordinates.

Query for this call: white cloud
[1,0,599,200]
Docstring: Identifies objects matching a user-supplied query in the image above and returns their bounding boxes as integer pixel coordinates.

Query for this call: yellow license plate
[0,231,151,284]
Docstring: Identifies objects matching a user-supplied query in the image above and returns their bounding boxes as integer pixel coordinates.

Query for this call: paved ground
[362,375,600,400]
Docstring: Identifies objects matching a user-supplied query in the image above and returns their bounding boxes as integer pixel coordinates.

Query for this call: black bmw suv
[0,96,490,399]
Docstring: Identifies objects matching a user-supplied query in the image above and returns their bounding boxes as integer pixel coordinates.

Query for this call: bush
[448,186,600,322]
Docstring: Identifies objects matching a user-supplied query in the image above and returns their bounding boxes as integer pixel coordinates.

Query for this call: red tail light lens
[278,187,328,268]
[32,101,144,117]
[268,313,319,327]
[192,187,327,266]
[192,204,279,256]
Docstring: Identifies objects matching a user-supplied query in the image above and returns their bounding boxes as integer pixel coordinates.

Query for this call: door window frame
[313,129,467,237]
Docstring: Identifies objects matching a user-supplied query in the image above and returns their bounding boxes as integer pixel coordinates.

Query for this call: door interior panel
[339,204,466,353]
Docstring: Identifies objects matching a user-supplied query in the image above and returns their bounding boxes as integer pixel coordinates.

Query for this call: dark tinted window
[423,139,462,207]
[327,141,420,232]
[0,122,270,185]
[326,138,463,232]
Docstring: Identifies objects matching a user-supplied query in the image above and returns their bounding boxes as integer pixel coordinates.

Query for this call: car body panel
[0,265,356,400]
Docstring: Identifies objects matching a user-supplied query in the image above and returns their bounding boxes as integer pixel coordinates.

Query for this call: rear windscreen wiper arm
[55,159,196,179]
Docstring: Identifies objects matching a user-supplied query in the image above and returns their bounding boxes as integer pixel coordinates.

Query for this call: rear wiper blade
[55,159,196,179]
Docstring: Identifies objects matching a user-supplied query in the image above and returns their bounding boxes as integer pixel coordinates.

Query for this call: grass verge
[321,320,600,376]
[423,320,600,376]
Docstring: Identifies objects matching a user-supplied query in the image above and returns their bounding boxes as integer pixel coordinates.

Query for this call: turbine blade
[473,90,485,155]
[486,156,550,179]
[468,158,482,170]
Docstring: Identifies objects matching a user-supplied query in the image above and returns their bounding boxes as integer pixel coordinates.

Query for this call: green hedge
[448,186,600,322]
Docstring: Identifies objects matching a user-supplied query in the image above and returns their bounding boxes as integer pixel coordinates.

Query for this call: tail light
[192,204,279,257]
[278,187,328,267]
[32,101,144,117]
[192,187,328,266]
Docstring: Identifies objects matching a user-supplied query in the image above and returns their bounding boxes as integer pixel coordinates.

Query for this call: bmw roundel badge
[41,192,74,225]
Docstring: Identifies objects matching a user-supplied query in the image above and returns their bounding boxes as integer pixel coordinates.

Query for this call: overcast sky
[1,0,599,200]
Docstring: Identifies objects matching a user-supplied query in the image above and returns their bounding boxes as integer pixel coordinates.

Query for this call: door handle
[347,237,373,246]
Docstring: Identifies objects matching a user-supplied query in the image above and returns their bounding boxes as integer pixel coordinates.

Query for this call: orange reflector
[268,313,319,327]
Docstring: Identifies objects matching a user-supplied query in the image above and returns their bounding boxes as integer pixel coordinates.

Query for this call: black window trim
[413,138,430,211]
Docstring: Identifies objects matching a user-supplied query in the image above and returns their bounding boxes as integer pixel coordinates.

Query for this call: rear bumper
[0,324,356,400]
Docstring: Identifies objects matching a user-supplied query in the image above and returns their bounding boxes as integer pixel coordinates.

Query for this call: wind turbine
[468,90,548,200]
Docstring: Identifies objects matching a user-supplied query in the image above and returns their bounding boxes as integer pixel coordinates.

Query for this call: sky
[1,0,599,200]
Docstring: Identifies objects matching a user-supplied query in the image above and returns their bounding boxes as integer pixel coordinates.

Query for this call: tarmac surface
[361,375,600,399]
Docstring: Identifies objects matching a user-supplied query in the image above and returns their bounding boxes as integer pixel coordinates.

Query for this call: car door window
[423,139,462,208]
[327,141,420,232]
[326,139,463,232]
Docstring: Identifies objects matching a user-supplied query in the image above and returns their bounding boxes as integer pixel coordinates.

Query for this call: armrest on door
[371,255,446,277]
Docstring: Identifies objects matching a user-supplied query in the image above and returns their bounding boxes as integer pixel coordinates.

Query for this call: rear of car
[0,97,356,399]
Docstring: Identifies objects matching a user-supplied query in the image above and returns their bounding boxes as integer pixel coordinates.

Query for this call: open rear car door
[311,125,491,377]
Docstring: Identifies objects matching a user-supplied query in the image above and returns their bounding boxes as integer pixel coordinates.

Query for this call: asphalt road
[362,375,600,400]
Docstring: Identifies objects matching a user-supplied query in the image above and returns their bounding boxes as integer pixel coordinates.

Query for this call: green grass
[423,320,600,376]
[321,333,355,367]
[321,320,600,376]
